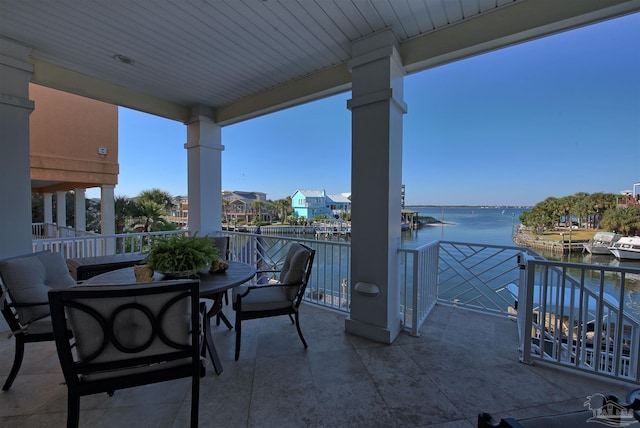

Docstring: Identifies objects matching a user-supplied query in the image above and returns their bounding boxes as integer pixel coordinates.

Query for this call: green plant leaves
[143,234,219,274]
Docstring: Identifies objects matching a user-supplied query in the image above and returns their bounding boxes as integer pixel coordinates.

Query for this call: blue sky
[92,12,639,206]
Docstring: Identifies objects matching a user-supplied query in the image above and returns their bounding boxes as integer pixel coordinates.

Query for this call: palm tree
[273,197,292,223]
[558,195,576,229]
[222,199,231,224]
[114,196,138,233]
[589,192,616,229]
[572,192,590,229]
[137,189,175,231]
[250,200,266,224]
[601,206,640,236]
[138,188,174,212]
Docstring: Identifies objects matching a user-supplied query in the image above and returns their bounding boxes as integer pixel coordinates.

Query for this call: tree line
[519,192,640,236]
[222,197,295,226]
[31,188,180,233]
[33,188,300,233]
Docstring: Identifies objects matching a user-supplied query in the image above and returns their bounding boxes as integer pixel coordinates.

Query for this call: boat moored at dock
[583,231,621,255]
[609,236,640,260]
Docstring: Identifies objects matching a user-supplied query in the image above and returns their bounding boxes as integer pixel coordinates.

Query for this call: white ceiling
[1,0,638,125]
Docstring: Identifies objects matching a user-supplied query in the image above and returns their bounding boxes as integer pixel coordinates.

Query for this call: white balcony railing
[30,229,640,383]
[516,253,640,383]
[225,232,352,310]
[398,242,439,336]
[32,230,186,258]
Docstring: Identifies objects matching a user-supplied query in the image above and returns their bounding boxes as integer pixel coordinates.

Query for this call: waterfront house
[292,189,327,220]
[222,190,270,224]
[617,182,640,207]
[292,189,351,221]
[327,193,352,220]
[167,196,189,229]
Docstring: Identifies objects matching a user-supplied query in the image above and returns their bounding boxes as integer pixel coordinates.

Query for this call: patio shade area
[0,304,628,427]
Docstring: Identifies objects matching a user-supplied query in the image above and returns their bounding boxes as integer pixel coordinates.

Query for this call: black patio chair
[0,251,77,390]
[232,242,315,360]
[48,280,205,428]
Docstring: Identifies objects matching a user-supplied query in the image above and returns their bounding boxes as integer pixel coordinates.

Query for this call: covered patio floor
[0,304,628,427]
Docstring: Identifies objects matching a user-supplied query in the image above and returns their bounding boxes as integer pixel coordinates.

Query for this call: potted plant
[143,234,219,277]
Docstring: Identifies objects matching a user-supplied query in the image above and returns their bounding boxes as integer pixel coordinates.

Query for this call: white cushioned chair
[0,251,77,390]
[232,243,315,360]
[48,280,205,428]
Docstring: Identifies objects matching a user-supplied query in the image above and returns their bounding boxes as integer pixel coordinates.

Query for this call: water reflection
[543,250,640,272]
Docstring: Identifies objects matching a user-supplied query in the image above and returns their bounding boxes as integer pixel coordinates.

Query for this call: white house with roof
[326,192,352,218]
[292,189,351,220]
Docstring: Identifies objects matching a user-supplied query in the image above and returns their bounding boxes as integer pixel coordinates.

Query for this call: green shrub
[143,234,219,274]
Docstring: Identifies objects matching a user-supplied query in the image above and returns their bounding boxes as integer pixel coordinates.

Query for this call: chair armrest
[237,281,302,298]
[0,288,49,310]
[10,301,50,308]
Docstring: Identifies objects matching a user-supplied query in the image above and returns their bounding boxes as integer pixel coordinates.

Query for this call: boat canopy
[592,231,620,244]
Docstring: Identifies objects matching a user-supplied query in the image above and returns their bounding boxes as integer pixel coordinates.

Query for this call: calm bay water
[401,206,640,270]
[401,206,526,248]
[397,206,640,314]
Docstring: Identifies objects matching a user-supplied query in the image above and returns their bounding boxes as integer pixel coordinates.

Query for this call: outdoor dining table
[82,260,256,375]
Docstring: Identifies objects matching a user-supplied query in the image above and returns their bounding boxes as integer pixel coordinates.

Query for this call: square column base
[344,317,401,344]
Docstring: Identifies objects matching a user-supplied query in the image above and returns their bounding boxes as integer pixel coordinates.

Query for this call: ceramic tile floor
[0,304,632,427]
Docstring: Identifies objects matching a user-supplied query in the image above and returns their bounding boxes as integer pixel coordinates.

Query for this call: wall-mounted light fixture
[354,282,380,297]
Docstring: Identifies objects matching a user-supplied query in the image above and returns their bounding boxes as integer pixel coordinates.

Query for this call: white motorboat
[609,236,640,260]
[583,231,620,255]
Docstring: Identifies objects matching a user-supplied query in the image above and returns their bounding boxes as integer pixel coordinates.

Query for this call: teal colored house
[291,190,351,220]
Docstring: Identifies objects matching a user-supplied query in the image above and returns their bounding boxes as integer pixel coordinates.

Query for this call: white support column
[100,185,115,234]
[74,188,86,232]
[345,30,407,344]
[43,193,53,224]
[0,38,34,258]
[101,184,115,255]
[43,193,54,237]
[56,191,66,230]
[185,105,223,236]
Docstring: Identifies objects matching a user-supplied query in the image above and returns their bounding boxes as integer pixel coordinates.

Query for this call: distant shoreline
[407,205,531,209]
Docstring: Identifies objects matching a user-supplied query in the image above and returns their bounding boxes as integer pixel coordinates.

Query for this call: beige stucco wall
[29,84,119,193]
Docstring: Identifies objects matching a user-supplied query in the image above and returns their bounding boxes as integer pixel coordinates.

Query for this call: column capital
[0,37,33,70]
[185,111,224,151]
[347,29,406,114]
[1,38,34,109]
[349,29,403,73]
[187,104,215,125]
[351,29,398,57]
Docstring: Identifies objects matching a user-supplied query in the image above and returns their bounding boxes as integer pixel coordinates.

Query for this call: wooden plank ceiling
[1,0,637,124]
